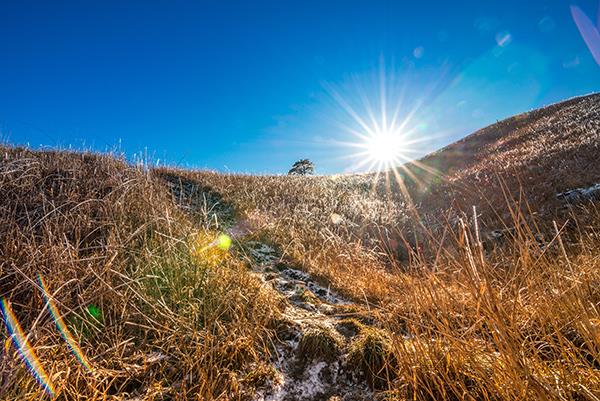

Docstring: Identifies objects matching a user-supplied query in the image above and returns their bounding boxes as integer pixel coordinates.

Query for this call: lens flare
[0,298,55,396]
[571,3,600,66]
[217,234,232,251]
[38,275,92,372]
[195,233,232,253]
[86,304,102,323]
[190,232,233,266]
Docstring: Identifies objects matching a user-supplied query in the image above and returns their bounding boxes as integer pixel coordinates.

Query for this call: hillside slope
[410,93,600,225]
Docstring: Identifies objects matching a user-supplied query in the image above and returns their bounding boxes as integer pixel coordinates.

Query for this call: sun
[323,60,448,181]
[343,120,413,173]
[323,69,426,174]
[364,130,405,165]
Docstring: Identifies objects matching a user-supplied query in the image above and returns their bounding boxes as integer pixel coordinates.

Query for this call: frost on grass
[280,268,349,305]
[244,239,373,400]
[246,241,279,265]
[245,241,349,306]
[557,183,600,204]
[259,324,372,401]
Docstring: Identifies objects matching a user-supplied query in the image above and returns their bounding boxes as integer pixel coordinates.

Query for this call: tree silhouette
[288,159,315,175]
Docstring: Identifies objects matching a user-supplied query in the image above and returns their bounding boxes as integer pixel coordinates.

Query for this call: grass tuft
[347,328,397,389]
[297,324,345,363]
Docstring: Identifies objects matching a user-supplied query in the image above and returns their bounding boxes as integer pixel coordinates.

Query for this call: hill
[412,93,600,225]
[1,94,600,400]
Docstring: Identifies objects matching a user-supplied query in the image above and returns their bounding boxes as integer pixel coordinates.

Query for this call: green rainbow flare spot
[87,304,101,321]
[217,234,232,251]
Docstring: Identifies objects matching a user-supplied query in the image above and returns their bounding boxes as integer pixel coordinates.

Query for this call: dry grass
[164,94,600,399]
[1,93,600,400]
[0,146,280,400]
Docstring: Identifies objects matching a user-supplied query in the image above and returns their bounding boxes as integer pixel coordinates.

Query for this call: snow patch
[281,268,349,305]
[557,183,600,203]
[244,241,372,400]
[246,241,279,265]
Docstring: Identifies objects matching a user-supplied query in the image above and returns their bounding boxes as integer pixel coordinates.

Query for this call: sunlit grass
[1,94,599,400]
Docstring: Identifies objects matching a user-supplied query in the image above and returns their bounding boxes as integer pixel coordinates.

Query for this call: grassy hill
[1,94,600,400]
[411,92,600,226]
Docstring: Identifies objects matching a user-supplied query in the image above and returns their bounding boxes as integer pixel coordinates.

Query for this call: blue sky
[1,0,599,174]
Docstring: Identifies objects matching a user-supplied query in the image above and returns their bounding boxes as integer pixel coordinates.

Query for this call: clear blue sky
[1,0,599,174]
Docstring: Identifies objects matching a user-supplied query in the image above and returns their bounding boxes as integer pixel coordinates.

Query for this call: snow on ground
[243,240,373,401]
[557,183,600,203]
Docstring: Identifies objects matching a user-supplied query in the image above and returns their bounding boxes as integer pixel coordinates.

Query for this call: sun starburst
[323,61,450,204]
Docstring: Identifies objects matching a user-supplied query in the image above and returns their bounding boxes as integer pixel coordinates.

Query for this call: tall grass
[0,147,280,400]
[160,94,600,399]
[1,94,599,400]
[175,167,600,400]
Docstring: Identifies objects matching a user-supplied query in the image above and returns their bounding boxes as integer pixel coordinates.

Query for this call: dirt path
[233,236,374,401]
[163,175,376,400]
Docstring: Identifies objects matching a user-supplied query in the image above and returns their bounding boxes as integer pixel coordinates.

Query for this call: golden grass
[1,94,600,400]
[151,95,600,400]
[174,164,600,399]
[0,147,280,400]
